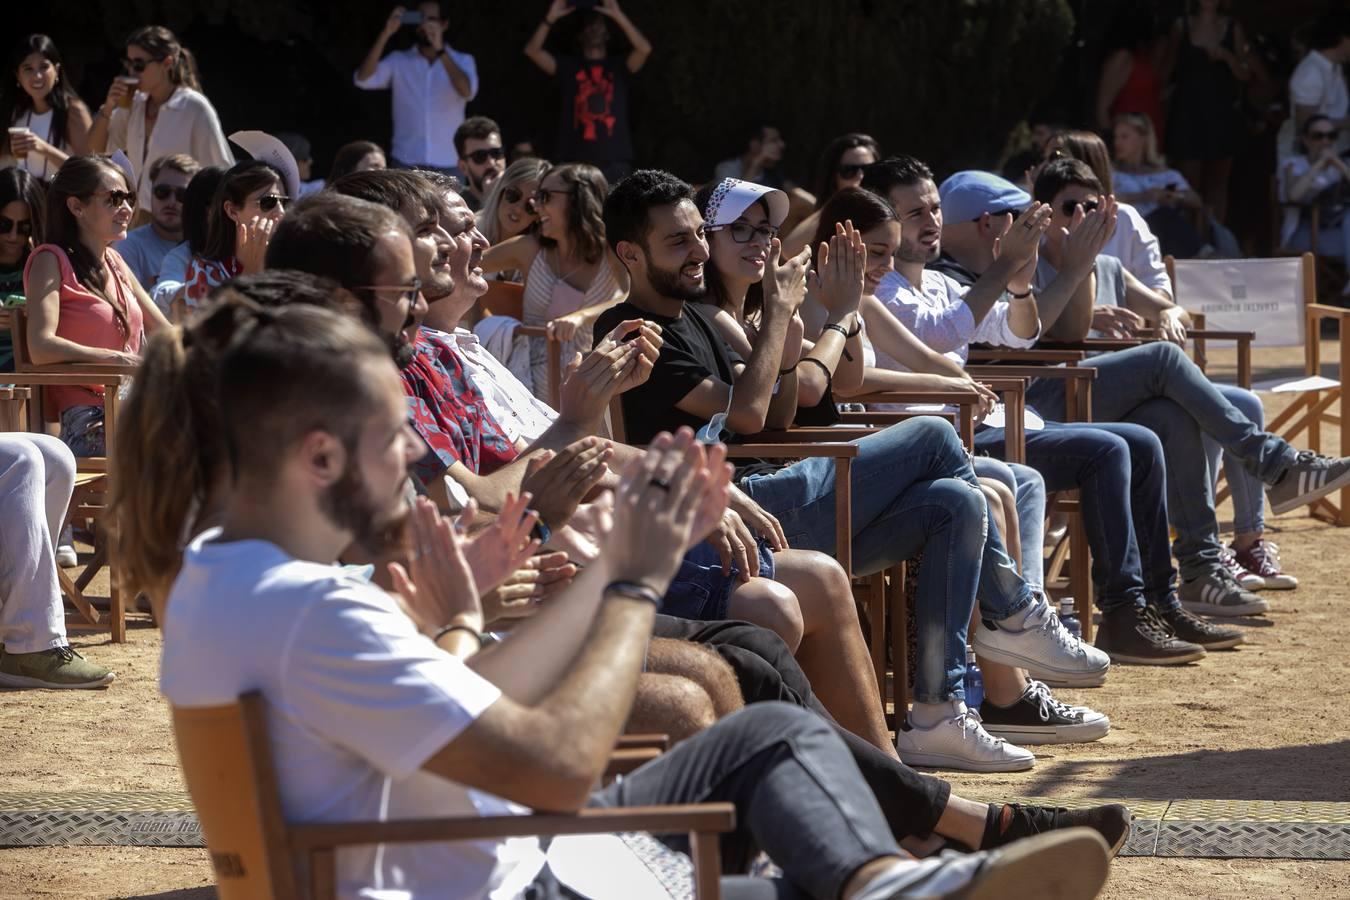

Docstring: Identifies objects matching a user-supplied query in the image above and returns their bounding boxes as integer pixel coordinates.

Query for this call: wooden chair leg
[887,563,909,718]
[690,829,723,900]
[57,567,102,627]
[1069,512,1094,643]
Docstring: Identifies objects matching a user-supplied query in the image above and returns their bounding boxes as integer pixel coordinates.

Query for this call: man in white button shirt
[355,3,478,172]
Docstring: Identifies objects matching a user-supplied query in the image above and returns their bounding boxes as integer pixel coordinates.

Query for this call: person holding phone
[354,3,478,173]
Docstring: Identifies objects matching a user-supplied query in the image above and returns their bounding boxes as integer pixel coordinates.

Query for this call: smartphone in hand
[401,10,424,25]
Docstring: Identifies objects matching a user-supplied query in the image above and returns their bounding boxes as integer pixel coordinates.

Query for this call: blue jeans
[1026,342,1297,582]
[974,420,1175,612]
[738,417,1033,704]
[973,457,1046,593]
[591,703,902,899]
[1207,385,1266,537]
[661,537,776,620]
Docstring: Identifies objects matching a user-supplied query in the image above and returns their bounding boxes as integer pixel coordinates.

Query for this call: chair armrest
[616,734,669,751]
[1039,338,1145,353]
[1308,304,1350,322]
[724,442,859,459]
[605,747,662,777]
[745,427,878,442]
[290,803,739,851]
[1187,328,1255,341]
[968,347,1087,363]
[4,372,127,387]
[514,325,551,338]
[847,389,981,405]
[966,365,1096,381]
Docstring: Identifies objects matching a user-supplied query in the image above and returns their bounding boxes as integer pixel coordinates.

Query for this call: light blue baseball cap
[938,171,1032,223]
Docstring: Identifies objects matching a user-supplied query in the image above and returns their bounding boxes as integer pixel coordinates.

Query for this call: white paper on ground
[547,833,675,899]
[1252,375,1341,394]
[982,403,1046,432]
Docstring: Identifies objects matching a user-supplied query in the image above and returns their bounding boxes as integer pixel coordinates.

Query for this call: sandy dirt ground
[1,344,1348,898]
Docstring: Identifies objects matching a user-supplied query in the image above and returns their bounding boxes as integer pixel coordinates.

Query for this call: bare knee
[628,673,716,744]
[774,549,859,634]
[728,578,804,651]
[645,637,745,716]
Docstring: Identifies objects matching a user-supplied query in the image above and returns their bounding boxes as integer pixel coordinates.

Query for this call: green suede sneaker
[0,646,115,689]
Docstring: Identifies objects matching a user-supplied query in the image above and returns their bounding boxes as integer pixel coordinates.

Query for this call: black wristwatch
[531,517,551,545]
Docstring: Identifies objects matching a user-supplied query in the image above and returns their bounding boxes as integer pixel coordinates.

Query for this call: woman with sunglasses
[780,132,881,257]
[88,26,233,211]
[480,162,624,401]
[1280,115,1350,278]
[1,35,93,182]
[475,157,551,287]
[181,160,288,308]
[0,167,45,374]
[23,156,170,456]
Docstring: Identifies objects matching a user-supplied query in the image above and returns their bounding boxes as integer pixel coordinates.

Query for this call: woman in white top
[0,35,93,181]
[1279,114,1350,279]
[88,26,233,210]
[1111,112,1206,257]
[480,162,625,400]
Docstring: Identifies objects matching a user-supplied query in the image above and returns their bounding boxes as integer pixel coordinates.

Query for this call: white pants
[0,434,73,653]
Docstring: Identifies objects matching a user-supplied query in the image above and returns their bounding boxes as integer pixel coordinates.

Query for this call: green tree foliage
[37,0,1074,183]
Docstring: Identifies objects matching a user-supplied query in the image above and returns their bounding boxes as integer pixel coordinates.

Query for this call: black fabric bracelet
[845,321,862,338]
[434,623,484,647]
[1009,288,1034,299]
[822,323,849,340]
[604,580,663,606]
[797,356,835,395]
[779,365,798,376]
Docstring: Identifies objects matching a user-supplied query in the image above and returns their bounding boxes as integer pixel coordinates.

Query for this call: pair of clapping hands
[391,428,732,636]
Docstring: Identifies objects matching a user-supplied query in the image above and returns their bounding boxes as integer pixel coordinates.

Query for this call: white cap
[228,130,301,200]
[701,178,789,229]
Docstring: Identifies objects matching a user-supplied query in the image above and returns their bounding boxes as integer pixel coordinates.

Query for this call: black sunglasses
[152,184,188,203]
[465,147,505,165]
[93,189,137,210]
[533,186,571,205]
[1060,199,1100,217]
[837,163,866,180]
[0,216,32,237]
[252,194,290,213]
[1308,130,1339,141]
[503,187,525,204]
[121,56,165,74]
[706,222,780,244]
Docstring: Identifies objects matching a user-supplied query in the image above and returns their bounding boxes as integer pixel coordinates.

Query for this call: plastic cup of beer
[117,77,139,109]
[7,127,29,160]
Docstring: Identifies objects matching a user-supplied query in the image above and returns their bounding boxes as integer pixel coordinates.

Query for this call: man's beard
[321,451,409,557]
[897,240,939,265]
[645,254,706,302]
[391,307,420,368]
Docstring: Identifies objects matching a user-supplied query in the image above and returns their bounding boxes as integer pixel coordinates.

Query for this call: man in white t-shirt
[355,2,479,171]
[153,298,1111,897]
[1278,13,1350,157]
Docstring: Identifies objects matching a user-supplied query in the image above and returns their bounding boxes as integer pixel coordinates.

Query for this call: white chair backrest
[1170,256,1307,349]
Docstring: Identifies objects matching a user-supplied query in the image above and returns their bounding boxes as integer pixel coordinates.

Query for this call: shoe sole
[1259,575,1298,590]
[0,671,115,690]
[897,749,1036,773]
[970,640,1111,685]
[983,718,1111,745]
[1270,466,1350,516]
[943,829,1111,900]
[1100,647,1207,665]
[1022,669,1108,688]
[1179,598,1269,617]
[1187,633,1245,650]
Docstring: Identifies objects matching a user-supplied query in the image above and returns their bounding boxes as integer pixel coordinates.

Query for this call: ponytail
[124,26,200,93]
[171,45,201,92]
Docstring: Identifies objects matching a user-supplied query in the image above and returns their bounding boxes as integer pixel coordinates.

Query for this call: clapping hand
[810,220,866,315]
[763,238,811,319]
[520,438,613,530]
[1060,195,1118,272]
[606,429,732,594]
[480,551,577,627]
[992,203,1053,275]
[456,493,543,596]
[236,216,276,274]
[387,496,484,634]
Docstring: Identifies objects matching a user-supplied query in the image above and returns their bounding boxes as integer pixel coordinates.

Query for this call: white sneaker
[975,600,1111,687]
[896,706,1035,773]
[55,545,78,568]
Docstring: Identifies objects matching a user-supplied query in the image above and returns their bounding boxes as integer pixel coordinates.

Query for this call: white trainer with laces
[896,707,1035,773]
[974,599,1111,687]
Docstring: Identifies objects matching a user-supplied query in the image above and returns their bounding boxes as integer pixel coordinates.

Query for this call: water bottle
[1059,598,1082,640]
[963,646,984,711]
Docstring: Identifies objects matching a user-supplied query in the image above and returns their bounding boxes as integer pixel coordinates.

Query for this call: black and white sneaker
[980,680,1110,746]
[1268,450,1350,515]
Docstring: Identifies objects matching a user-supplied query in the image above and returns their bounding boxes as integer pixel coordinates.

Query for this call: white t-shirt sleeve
[281,580,501,780]
[1289,57,1324,107]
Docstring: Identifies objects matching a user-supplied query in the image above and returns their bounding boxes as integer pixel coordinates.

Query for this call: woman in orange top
[24,155,169,455]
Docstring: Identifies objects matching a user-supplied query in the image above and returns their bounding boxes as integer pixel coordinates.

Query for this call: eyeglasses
[1060,199,1100,217]
[465,147,505,165]
[121,56,164,74]
[93,189,137,210]
[1308,130,1339,141]
[251,194,290,213]
[837,164,866,180]
[503,187,525,205]
[354,278,422,305]
[0,216,32,237]
[706,222,780,244]
[152,184,188,203]
[533,186,571,205]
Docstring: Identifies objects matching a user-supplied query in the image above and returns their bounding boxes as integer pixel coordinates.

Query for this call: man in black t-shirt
[524,1,652,183]
[598,169,1115,772]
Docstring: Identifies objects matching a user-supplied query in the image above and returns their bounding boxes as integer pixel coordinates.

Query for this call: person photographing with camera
[355,2,478,173]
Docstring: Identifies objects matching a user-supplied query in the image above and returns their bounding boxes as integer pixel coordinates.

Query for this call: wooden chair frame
[175,693,735,900]
[475,280,563,409]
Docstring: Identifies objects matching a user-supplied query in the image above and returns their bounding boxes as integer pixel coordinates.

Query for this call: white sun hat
[701,177,790,229]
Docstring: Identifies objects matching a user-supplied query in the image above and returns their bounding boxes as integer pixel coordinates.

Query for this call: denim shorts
[660,536,776,621]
